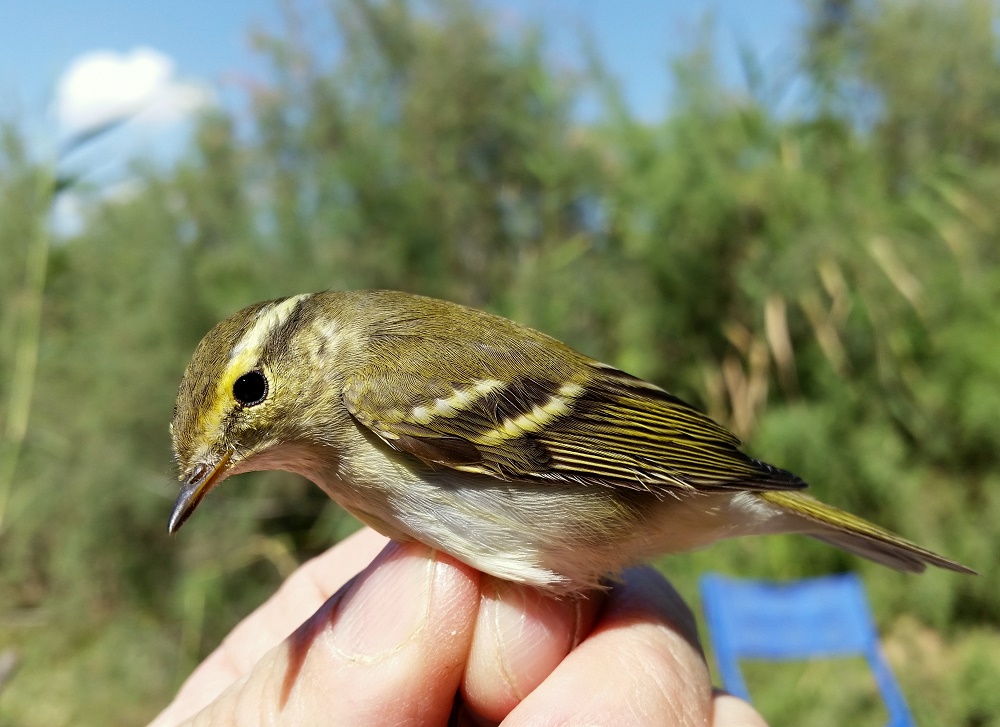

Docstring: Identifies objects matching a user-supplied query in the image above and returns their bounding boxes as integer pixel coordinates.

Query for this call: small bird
[168,290,972,593]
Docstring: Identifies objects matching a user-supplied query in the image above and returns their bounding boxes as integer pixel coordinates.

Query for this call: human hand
[150,527,767,726]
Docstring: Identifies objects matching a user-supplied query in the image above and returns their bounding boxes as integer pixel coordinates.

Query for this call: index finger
[150,527,389,726]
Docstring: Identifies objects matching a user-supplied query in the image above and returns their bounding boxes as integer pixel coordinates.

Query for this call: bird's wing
[342,332,805,495]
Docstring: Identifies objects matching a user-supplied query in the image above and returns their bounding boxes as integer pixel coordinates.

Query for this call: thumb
[155,541,481,727]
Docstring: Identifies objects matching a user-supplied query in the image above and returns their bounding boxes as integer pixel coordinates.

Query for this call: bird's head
[168,293,356,533]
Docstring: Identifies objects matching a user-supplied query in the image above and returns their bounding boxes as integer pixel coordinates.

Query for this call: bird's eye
[233,371,268,406]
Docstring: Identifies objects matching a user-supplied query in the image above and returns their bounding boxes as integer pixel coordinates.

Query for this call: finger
[150,528,390,726]
[219,527,391,668]
[461,578,603,722]
[167,540,481,726]
[501,567,713,726]
[712,692,770,727]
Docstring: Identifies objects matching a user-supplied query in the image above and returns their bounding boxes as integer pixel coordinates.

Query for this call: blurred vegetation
[1,0,998,724]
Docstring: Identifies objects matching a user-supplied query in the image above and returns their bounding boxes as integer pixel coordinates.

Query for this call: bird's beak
[168,451,233,534]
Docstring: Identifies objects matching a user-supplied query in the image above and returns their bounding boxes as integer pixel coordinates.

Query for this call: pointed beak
[168,451,233,534]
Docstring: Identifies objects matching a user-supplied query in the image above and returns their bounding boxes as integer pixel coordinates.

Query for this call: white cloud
[136,82,214,127]
[55,47,213,136]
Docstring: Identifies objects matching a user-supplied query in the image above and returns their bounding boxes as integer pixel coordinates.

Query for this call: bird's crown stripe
[230,294,311,362]
[198,295,311,439]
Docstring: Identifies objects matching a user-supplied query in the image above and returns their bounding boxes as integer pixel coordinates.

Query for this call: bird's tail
[758,490,975,574]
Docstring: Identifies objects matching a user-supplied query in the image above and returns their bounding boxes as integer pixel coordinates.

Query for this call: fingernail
[331,541,435,659]
[480,580,575,699]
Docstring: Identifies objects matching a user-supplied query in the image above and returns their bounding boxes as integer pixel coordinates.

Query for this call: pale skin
[150,527,768,726]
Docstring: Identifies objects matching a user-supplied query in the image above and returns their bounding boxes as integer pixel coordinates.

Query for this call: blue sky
[1,0,805,131]
[0,1,806,235]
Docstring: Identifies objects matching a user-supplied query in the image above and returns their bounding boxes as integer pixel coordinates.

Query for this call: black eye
[233,371,268,406]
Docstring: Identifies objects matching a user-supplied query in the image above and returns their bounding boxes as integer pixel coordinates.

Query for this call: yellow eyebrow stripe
[224,294,310,380]
[198,294,311,440]
[231,294,311,361]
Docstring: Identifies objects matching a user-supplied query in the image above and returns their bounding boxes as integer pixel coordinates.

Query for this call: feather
[342,312,806,495]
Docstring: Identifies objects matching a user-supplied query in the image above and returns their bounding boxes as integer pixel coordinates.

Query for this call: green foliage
[1,0,998,724]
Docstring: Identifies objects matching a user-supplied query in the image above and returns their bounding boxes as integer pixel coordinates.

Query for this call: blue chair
[700,573,914,727]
